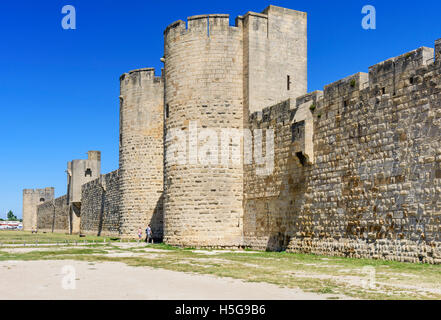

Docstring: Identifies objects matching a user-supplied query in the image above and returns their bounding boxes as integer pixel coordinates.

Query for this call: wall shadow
[97,188,106,236]
[266,233,293,252]
[264,148,310,252]
[149,192,164,243]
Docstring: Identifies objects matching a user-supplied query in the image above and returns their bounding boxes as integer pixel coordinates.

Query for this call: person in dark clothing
[145,224,153,244]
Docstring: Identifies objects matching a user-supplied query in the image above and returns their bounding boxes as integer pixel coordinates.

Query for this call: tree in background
[7,211,18,221]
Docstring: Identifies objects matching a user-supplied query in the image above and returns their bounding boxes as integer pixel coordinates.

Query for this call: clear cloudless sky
[1,0,440,219]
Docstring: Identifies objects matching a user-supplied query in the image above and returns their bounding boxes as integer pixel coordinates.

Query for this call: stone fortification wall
[37,195,69,233]
[244,45,441,263]
[244,92,320,251]
[80,170,120,237]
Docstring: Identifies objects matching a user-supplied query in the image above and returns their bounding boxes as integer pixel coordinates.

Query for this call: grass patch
[0,231,110,244]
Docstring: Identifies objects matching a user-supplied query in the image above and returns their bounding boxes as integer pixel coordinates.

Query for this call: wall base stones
[242,236,441,265]
[164,236,245,250]
[286,238,441,265]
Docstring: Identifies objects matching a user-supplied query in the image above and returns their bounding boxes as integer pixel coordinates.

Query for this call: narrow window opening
[381,87,386,95]
[296,152,307,166]
[85,168,92,177]
[409,77,414,85]
[287,75,291,91]
[165,104,169,118]
[207,16,210,37]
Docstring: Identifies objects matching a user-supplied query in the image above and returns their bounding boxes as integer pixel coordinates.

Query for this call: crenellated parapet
[368,47,434,97]
[120,67,163,85]
[164,14,242,43]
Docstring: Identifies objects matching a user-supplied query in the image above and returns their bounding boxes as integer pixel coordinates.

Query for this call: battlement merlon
[23,187,55,195]
[324,72,369,101]
[262,5,307,18]
[248,91,323,125]
[369,46,434,86]
[296,91,324,108]
[87,150,101,161]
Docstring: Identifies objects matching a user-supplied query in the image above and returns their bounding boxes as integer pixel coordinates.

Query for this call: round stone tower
[119,68,164,239]
[163,15,245,247]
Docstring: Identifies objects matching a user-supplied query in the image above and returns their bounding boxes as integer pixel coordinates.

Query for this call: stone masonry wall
[244,45,441,264]
[244,93,319,251]
[80,170,120,237]
[37,195,69,233]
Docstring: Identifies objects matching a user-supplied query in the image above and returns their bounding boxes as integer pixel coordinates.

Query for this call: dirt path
[0,260,343,300]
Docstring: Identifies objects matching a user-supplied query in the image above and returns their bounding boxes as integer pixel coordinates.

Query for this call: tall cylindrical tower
[163,15,245,247]
[119,68,164,239]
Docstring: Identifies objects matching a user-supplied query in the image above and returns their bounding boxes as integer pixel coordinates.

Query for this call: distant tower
[66,151,101,234]
[162,5,307,247]
[22,187,54,231]
[119,68,164,239]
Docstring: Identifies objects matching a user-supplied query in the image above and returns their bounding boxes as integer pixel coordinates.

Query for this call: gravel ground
[0,260,345,300]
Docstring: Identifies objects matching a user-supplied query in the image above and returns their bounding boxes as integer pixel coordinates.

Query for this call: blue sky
[1,0,440,219]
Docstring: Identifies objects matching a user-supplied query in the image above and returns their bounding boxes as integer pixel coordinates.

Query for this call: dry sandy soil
[0,260,342,300]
